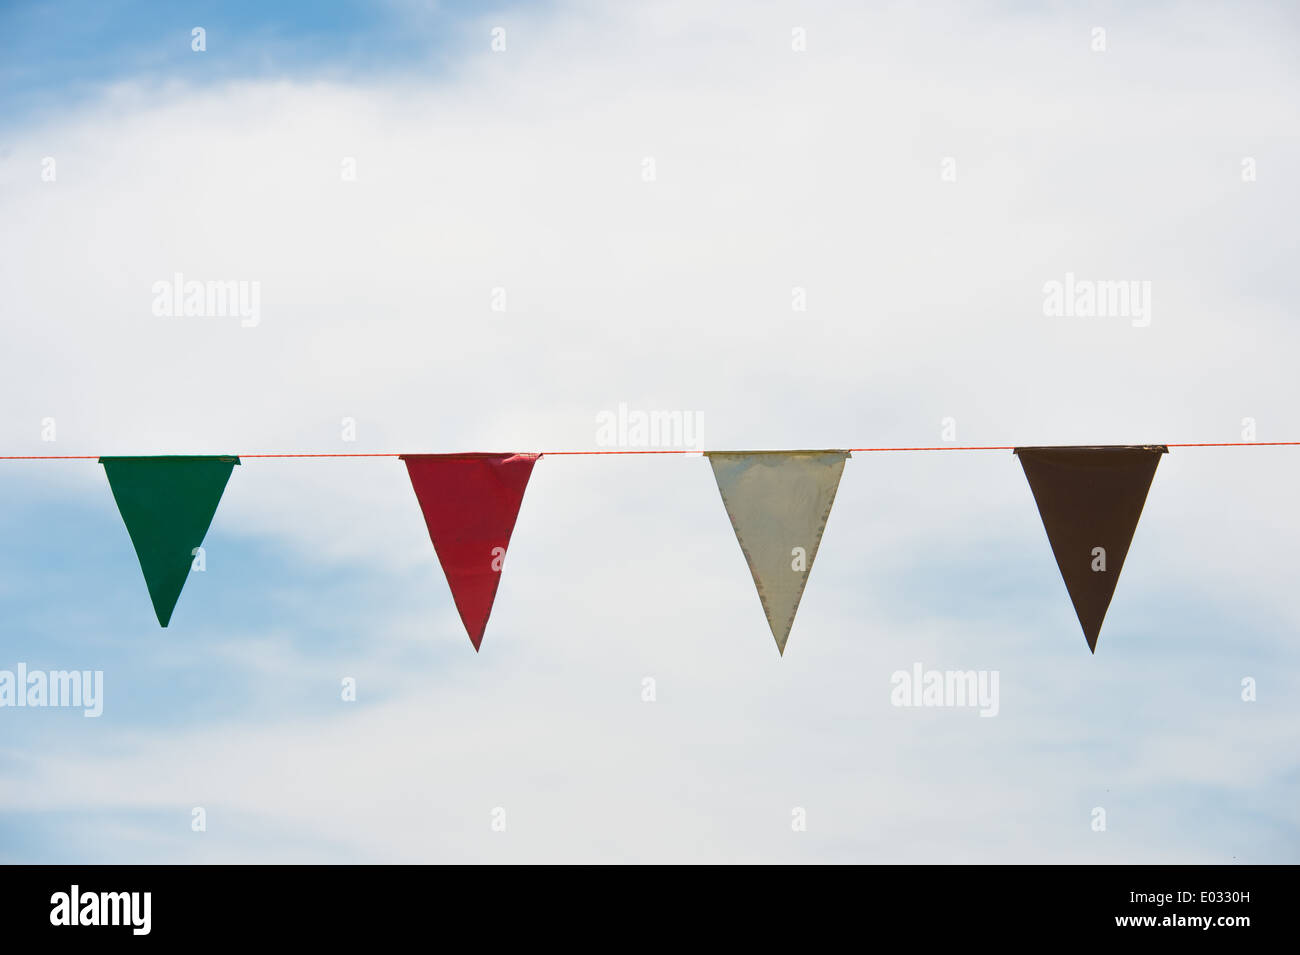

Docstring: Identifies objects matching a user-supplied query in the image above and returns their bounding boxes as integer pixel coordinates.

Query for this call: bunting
[1015,446,1166,653]
[0,443,1215,656]
[707,451,849,655]
[402,453,539,650]
[100,455,239,627]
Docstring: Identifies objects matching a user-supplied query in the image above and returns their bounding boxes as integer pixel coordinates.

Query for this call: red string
[848,446,1015,452]
[1165,442,1300,448]
[2,441,1299,460]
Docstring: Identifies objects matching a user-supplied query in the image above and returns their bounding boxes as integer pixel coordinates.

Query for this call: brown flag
[1014,446,1167,653]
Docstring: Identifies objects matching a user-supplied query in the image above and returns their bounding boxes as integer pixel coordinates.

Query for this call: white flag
[707,451,849,654]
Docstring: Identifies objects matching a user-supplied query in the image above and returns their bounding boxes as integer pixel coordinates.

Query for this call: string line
[3,441,1299,460]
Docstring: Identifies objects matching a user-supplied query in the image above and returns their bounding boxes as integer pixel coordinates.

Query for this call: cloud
[0,0,1297,861]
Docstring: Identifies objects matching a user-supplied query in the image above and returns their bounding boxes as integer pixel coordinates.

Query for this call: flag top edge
[99,455,241,464]
[1012,445,1168,455]
[704,449,851,457]
[399,452,541,461]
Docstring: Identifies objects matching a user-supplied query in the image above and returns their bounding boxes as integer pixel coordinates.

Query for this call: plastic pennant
[100,455,239,627]
[707,450,849,655]
[401,453,539,650]
[1015,445,1166,653]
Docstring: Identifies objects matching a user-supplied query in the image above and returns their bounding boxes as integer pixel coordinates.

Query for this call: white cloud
[0,0,1297,861]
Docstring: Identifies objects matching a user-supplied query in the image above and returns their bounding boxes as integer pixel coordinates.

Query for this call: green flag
[100,455,239,626]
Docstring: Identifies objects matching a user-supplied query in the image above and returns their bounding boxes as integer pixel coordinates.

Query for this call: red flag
[401,453,539,650]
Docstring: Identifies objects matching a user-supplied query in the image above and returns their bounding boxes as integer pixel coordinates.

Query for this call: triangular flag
[707,450,849,655]
[100,455,239,627]
[401,453,539,651]
[1015,445,1166,653]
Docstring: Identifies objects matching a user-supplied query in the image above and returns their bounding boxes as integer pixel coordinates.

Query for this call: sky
[0,0,1297,863]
